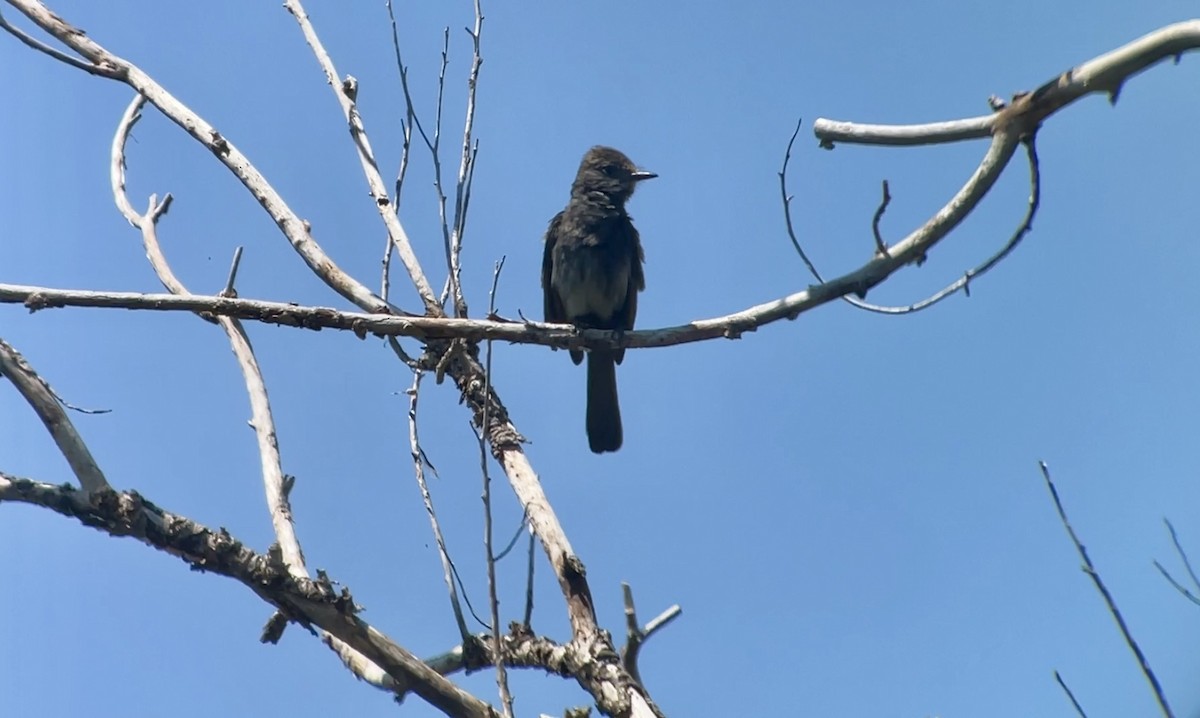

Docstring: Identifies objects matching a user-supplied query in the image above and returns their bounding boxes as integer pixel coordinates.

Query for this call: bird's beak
[631,170,657,182]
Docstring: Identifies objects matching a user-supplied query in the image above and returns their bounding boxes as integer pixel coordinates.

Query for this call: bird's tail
[586,351,622,453]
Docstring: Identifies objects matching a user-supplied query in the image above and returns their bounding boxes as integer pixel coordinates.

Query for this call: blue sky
[3,2,1200,716]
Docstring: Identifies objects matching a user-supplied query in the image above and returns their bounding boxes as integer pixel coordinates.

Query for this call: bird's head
[571,146,656,204]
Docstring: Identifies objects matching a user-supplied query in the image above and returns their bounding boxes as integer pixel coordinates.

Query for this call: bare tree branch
[8,5,1196,716]
[1162,518,1200,592]
[428,27,456,312]
[1153,560,1200,607]
[1054,670,1090,718]
[813,21,1200,147]
[782,133,1042,314]
[870,179,892,257]
[0,473,496,718]
[1154,518,1200,607]
[478,256,513,717]
[524,530,536,628]
[383,14,416,306]
[408,370,471,641]
[0,5,95,74]
[5,0,399,316]
[3,134,1022,348]
[0,338,109,493]
[446,1,484,319]
[108,100,403,693]
[620,582,682,693]
[1039,461,1175,718]
[282,0,440,315]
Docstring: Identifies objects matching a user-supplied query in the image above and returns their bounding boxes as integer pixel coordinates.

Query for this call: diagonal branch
[478,256,513,717]
[4,0,399,316]
[0,473,495,718]
[282,0,440,315]
[0,5,95,73]
[0,15,638,707]
[0,338,109,493]
[408,370,471,641]
[1154,518,1200,607]
[1054,670,1090,718]
[1039,461,1174,718]
[107,94,401,693]
[620,582,682,692]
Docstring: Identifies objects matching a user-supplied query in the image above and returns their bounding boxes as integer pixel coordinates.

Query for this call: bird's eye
[602,165,618,176]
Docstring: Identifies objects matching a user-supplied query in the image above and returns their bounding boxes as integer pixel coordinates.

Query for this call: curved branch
[859,137,1040,314]
[16,131,1021,347]
[108,96,401,694]
[782,136,1042,315]
[813,20,1200,147]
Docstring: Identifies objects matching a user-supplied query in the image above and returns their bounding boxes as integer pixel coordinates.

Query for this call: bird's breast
[551,240,632,326]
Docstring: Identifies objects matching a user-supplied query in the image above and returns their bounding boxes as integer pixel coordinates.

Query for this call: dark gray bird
[542,146,656,453]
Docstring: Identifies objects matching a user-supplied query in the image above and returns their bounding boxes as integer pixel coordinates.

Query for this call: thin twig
[780,126,1041,314]
[449,554,491,630]
[1153,560,1200,606]
[386,0,435,151]
[777,119,824,282]
[1054,670,1089,718]
[494,512,528,561]
[1153,518,1200,606]
[388,4,472,315]
[428,27,457,312]
[479,256,513,717]
[386,336,419,368]
[50,392,111,415]
[847,137,1042,312]
[283,0,440,314]
[619,582,682,693]
[523,530,535,628]
[407,370,470,641]
[871,180,891,256]
[1039,461,1175,718]
[382,62,414,304]
[1164,518,1200,591]
[222,246,244,297]
[446,0,484,318]
[621,584,644,686]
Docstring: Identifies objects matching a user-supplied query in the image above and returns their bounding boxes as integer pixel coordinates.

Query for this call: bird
[542,146,656,453]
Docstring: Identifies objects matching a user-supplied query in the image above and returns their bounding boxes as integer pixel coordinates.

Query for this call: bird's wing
[631,219,646,292]
[542,211,566,323]
[613,221,643,365]
[617,220,644,330]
